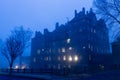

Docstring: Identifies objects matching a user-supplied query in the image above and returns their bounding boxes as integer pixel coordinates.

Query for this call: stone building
[30,8,110,70]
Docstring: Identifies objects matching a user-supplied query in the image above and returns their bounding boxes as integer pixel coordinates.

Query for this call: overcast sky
[0,0,93,68]
[0,0,93,39]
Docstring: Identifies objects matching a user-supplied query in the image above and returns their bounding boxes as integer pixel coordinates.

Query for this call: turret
[82,7,85,14]
[44,28,49,34]
[35,31,42,37]
[55,22,59,29]
[74,10,77,17]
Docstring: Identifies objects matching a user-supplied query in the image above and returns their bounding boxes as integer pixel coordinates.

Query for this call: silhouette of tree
[94,0,120,41]
[94,0,120,25]
[0,26,32,73]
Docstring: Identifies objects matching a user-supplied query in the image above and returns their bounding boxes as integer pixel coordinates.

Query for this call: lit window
[58,64,61,69]
[67,38,71,43]
[91,46,93,51]
[89,55,91,61]
[63,56,66,61]
[58,48,61,53]
[74,55,78,61]
[62,48,65,53]
[37,49,40,54]
[49,48,51,53]
[49,56,51,61]
[79,29,82,32]
[69,47,72,50]
[33,58,36,62]
[68,56,72,62]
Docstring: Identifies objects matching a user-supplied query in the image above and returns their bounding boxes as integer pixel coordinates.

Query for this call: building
[112,42,120,65]
[30,8,110,71]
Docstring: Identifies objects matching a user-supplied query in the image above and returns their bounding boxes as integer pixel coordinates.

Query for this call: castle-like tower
[30,8,110,70]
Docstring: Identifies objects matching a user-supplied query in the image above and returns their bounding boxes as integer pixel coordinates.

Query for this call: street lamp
[15,65,19,69]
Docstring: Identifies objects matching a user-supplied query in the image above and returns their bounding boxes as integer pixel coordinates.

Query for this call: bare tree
[0,26,32,73]
[93,0,120,41]
[94,0,120,24]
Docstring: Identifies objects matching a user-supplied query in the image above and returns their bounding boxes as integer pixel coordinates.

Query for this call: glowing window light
[63,56,66,61]
[67,38,71,43]
[69,47,72,50]
[74,55,78,61]
[68,56,72,62]
[62,48,65,53]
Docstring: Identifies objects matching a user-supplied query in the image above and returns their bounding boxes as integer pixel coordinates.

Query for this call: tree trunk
[9,60,14,74]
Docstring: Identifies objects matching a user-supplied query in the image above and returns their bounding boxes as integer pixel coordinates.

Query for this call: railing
[0,65,120,75]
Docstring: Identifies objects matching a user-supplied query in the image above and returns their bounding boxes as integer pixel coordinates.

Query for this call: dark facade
[30,8,110,70]
[112,42,120,65]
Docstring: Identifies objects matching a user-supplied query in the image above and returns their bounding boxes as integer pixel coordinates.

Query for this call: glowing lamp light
[15,65,19,69]
[68,56,72,62]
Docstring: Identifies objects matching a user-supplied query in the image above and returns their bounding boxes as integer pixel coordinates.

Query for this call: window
[74,55,78,61]
[62,48,65,53]
[91,46,93,51]
[67,38,71,43]
[58,48,61,53]
[68,65,71,68]
[89,55,91,61]
[33,58,36,62]
[68,56,72,62]
[58,56,61,61]
[37,49,40,54]
[63,55,66,61]
[69,47,72,50]
[91,28,93,33]
[42,49,44,51]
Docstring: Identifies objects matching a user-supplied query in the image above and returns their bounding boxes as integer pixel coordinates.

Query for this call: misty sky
[0,0,93,39]
[0,0,93,68]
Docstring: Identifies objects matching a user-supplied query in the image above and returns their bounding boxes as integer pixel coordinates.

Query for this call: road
[0,70,120,80]
[0,75,46,80]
